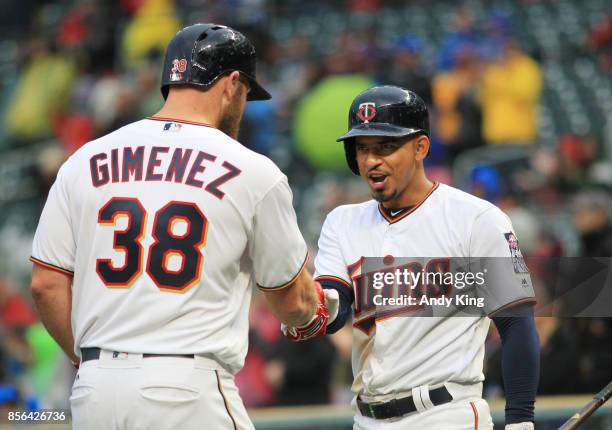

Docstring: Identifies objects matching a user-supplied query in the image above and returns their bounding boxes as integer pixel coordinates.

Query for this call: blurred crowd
[0,0,610,410]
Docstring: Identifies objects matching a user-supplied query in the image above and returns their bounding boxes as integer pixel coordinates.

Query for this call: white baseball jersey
[31,117,307,374]
[314,182,534,400]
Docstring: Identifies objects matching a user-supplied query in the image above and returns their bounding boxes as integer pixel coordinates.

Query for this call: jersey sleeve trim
[257,251,309,291]
[30,257,74,277]
[488,297,537,318]
[315,275,352,290]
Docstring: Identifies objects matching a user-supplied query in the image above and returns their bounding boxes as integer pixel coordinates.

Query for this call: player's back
[33,117,296,373]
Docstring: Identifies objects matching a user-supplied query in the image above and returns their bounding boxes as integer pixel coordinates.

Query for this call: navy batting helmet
[337,86,429,175]
[160,23,271,101]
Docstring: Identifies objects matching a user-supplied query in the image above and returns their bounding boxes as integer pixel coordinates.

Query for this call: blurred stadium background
[0,0,611,428]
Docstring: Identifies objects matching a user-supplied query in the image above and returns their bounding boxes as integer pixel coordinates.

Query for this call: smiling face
[355,134,429,207]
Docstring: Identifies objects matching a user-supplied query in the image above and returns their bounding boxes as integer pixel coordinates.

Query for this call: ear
[224,71,241,97]
[217,71,240,107]
[414,135,430,161]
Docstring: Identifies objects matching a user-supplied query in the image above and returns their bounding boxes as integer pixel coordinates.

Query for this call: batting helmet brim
[242,73,271,101]
[162,71,271,101]
[336,123,425,142]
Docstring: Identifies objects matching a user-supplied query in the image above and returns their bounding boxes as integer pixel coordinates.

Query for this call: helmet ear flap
[344,140,360,176]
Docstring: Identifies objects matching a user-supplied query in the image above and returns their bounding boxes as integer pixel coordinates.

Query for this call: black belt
[81,347,195,363]
[357,386,453,419]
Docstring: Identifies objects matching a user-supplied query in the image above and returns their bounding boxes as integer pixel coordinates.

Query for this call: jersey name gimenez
[31,117,307,373]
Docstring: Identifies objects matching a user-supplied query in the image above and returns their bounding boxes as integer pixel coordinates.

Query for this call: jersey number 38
[96,197,207,292]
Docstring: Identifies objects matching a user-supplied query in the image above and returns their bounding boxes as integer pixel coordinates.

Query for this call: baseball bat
[557,381,612,430]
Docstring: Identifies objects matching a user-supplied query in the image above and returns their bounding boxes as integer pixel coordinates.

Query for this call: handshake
[281,282,340,341]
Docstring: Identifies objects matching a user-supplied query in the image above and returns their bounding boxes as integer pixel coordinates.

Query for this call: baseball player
[29,24,331,430]
[284,86,540,429]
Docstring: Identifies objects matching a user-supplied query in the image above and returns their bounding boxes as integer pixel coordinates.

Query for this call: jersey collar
[147,116,216,128]
[378,181,439,224]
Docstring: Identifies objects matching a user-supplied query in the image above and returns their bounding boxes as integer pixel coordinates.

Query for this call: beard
[218,88,246,139]
[364,176,398,203]
[371,188,398,203]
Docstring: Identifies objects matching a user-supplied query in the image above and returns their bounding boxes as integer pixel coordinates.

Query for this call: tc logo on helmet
[357,103,377,123]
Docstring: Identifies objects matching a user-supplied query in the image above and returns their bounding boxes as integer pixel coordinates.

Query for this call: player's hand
[505,422,534,430]
[281,283,338,342]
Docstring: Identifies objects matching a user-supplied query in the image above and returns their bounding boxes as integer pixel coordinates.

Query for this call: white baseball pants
[70,349,254,430]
